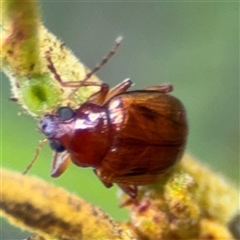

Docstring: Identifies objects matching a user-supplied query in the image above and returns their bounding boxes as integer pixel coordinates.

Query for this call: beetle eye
[57,107,75,121]
[49,140,66,152]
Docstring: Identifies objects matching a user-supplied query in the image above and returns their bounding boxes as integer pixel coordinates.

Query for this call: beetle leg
[87,83,110,105]
[73,78,133,105]
[117,183,138,199]
[68,37,123,97]
[102,78,133,104]
[145,84,173,94]
[46,49,100,88]
[45,51,100,88]
[100,180,113,189]
[46,51,66,87]
[119,198,139,208]
[88,78,133,105]
[45,37,122,97]
[51,151,71,177]
[93,169,113,188]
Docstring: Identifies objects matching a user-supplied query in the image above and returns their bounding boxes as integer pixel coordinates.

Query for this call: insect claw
[119,198,139,208]
[117,184,138,199]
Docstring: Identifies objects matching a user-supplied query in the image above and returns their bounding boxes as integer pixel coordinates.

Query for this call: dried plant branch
[0,169,137,240]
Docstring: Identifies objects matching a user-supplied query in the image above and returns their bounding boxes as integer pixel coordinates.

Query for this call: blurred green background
[1,1,239,239]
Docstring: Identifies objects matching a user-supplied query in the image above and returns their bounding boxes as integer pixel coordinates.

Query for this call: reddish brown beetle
[25,37,188,198]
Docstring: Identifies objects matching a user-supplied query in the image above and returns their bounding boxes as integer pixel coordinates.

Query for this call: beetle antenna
[23,139,48,175]
[69,36,123,98]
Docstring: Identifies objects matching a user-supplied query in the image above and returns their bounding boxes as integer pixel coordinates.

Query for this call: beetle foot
[119,198,139,208]
[117,183,138,199]
[93,169,113,188]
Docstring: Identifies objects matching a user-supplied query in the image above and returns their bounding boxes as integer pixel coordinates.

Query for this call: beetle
[26,37,188,198]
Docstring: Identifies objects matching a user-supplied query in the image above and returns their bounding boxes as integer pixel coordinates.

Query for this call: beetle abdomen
[98,90,188,184]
